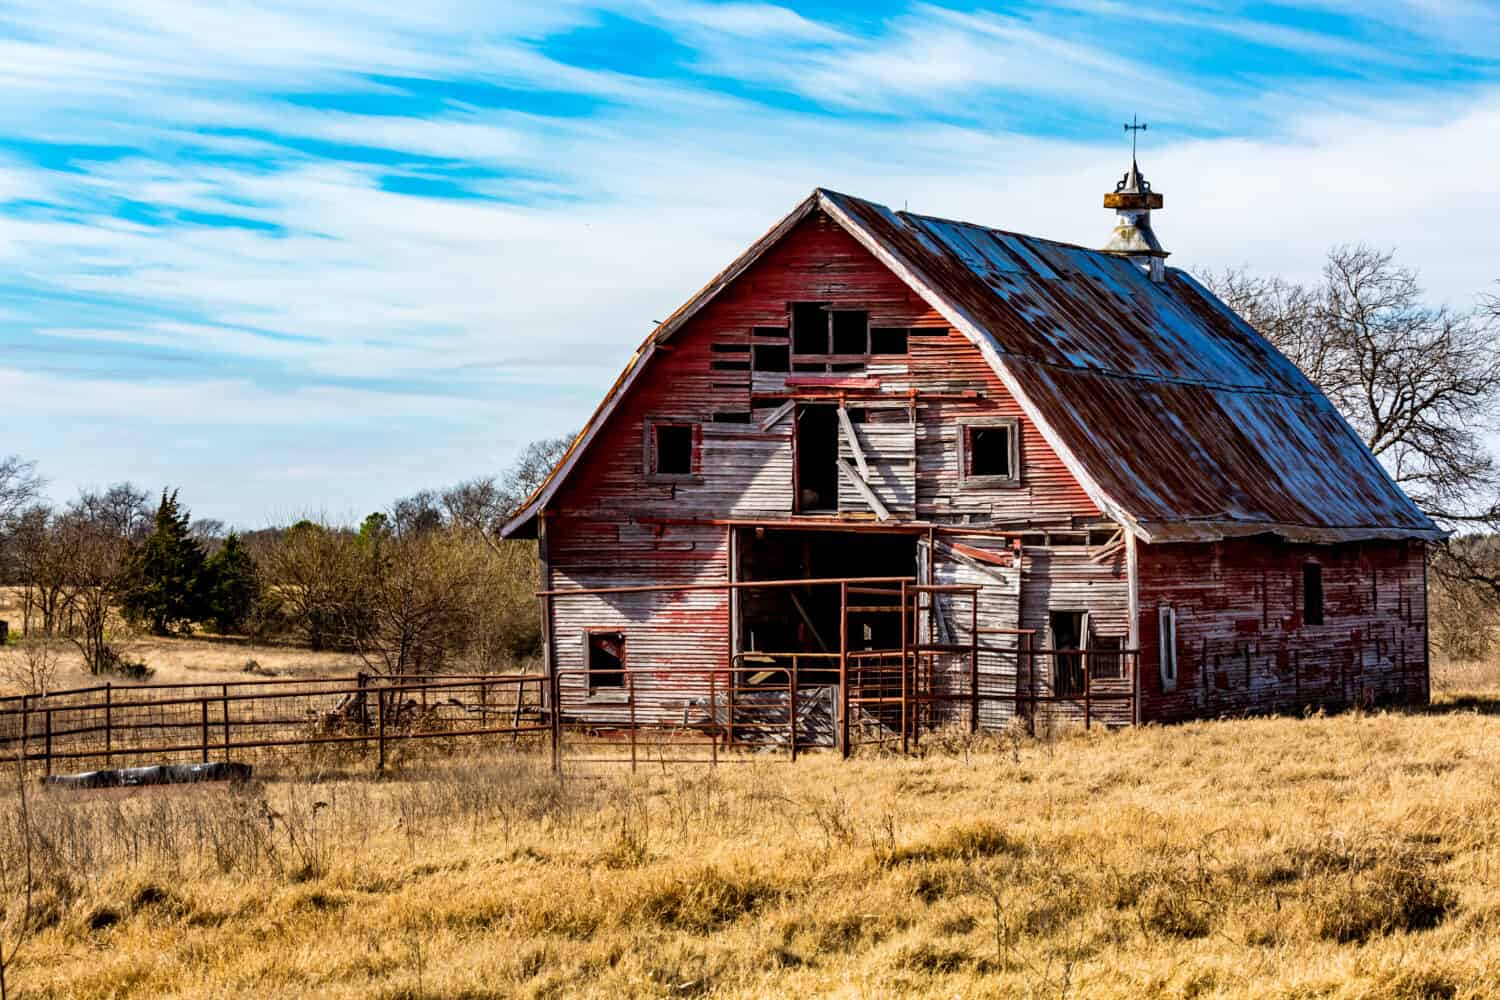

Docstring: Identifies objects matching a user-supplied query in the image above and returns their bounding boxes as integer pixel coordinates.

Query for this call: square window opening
[588,631,626,693]
[753,344,790,372]
[831,310,868,355]
[653,423,695,476]
[870,327,909,354]
[1303,563,1324,625]
[967,425,1014,479]
[791,302,828,355]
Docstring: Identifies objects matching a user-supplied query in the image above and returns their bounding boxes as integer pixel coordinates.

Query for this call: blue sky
[2,1,1499,527]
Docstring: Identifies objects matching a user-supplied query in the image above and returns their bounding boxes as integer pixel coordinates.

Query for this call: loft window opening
[791,302,829,355]
[1303,562,1324,625]
[869,327,909,355]
[960,419,1020,486]
[752,344,790,371]
[646,420,698,480]
[831,310,868,355]
[587,631,626,694]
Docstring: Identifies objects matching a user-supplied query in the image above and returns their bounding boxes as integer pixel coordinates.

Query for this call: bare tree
[1209,247,1500,526]
[1208,248,1500,604]
[0,637,61,697]
[0,457,42,530]
[347,525,489,675]
[54,487,150,675]
[441,436,571,553]
[264,519,363,651]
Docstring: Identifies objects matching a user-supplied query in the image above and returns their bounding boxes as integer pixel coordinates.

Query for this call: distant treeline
[0,438,569,681]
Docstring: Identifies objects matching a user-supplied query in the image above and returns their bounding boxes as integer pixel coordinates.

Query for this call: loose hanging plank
[836,457,891,521]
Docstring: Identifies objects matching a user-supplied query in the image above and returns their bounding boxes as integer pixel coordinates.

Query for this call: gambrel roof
[503,189,1442,544]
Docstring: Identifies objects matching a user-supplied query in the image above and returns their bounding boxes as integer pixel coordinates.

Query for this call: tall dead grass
[5,654,1500,999]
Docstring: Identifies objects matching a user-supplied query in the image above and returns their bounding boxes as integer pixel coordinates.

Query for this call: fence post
[839,581,849,759]
[1084,651,1092,731]
[628,670,638,774]
[969,593,979,734]
[788,657,798,762]
[376,689,387,771]
[549,669,561,776]
[357,672,370,757]
[221,685,230,763]
[44,706,52,777]
[709,671,719,766]
[20,695,29,773]
[201,698,210,762]
[899,581,909,755]
[104,683,113,767]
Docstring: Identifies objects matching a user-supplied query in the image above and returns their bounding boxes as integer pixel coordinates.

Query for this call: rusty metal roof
[503,189,1441,544]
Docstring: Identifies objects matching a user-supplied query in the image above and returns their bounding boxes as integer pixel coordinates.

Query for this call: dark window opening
[712,411,752,423]
[791,302,828,355]
[752,344,790,372]
[653,423,694,476]
[870,327,909,354]
[709,359,750,371]
[753,325,789,338]
[909,327,948,337]
[831,310,868,354]
[710,343,750,353]
[1050,611,1087,696]
[968,425,1013,478]
[792,361,826,373]
[794,405,839,512]
[588,632,625,692]
[1303,563,1324,625]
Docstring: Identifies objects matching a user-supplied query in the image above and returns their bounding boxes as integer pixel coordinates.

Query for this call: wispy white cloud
[1,0,1497,523]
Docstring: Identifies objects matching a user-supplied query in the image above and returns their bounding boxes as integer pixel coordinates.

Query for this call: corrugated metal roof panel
[819,188,1440,543]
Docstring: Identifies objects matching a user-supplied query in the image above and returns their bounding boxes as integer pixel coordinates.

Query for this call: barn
[502,160,1443,746]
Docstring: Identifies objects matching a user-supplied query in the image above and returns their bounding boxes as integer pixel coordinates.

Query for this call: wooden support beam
[837,406,870,479]
[836,457,890,521]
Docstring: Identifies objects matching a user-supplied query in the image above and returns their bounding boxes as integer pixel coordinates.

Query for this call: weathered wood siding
[1135,538,1428,723]
[1019,546,1132,727]
[543,209,1106,713]
[549,209,1101,527]
[838,413,916,519]
[547,520,728,722]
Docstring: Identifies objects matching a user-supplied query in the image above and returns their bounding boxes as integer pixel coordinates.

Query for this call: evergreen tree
[203,530,261,635]
[118,490,207,635]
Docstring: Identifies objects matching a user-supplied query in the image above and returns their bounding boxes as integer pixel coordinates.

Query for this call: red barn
[503,162,1441,742]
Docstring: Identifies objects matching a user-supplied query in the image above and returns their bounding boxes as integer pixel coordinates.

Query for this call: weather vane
[1124,114,1148,160]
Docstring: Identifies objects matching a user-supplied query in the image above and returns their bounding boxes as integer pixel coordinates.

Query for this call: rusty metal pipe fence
[0,578,1145,778]
[0,673,551,777]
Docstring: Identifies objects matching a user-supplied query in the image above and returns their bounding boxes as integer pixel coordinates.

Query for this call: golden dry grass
[3,658,1499,998]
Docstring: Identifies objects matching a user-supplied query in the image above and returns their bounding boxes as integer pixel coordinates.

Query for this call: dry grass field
[0,586,362,694]
[2,658,1498,999]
